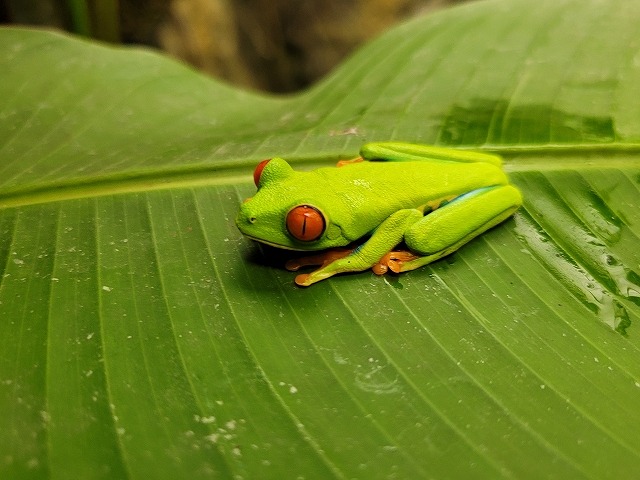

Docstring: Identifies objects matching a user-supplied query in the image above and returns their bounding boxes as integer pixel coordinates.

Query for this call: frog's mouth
[242,234,307,251]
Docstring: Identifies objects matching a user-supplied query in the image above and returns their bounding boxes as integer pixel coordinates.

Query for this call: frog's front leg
[381,184,522,273]
[286,209,423,286]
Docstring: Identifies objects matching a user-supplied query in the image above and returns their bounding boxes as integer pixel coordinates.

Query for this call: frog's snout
[237,199,266,236]
[235,204,255,232]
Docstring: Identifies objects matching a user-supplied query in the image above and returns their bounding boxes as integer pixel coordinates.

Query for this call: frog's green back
[311,160,507,241]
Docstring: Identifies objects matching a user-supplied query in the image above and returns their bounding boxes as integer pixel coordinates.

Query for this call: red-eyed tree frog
[236,142,522,286]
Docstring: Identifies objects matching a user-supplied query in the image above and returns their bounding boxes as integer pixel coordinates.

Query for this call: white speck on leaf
[197,415,216,424]
[333,352,348,365]
[40,411,50,424]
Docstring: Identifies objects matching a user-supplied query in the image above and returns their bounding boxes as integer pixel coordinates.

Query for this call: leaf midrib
[0,165,254,209]
[1,144,639,209]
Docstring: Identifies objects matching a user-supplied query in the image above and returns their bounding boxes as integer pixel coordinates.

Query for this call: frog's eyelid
[253,159,271,187]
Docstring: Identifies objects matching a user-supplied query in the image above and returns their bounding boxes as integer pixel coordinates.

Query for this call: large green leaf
[2,0,640,478]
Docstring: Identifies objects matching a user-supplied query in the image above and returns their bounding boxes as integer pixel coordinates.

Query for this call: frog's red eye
[253,159,271,187]
[286,205,325,242]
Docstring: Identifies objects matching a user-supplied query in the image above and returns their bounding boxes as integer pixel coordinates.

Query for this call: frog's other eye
[286,205,325,242]
[253,159,271,187]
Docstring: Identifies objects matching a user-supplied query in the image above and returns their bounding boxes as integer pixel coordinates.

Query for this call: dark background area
[0,0,467,92]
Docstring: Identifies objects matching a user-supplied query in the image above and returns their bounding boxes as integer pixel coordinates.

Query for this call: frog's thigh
[406,185,522,256]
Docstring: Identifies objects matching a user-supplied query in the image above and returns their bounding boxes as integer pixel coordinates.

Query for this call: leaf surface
[1,0,640,478]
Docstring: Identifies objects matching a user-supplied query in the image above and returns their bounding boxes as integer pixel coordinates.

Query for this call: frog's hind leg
[383,185,522,273]
[360,142,503,166]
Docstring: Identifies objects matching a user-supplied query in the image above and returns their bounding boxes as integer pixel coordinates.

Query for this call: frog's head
[235,158,347,250]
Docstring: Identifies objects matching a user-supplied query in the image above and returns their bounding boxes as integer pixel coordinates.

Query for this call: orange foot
[285,248,354,287]
[373,251,419,275]
[336,156,364,167]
